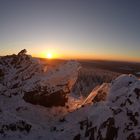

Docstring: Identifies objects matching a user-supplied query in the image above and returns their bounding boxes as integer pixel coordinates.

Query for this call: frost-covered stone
[83,83,110,105]
[0,51,140,140]
[63,74,140,140]
[0,50,80,107]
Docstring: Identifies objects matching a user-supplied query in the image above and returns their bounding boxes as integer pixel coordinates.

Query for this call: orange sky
[1,0,140,63]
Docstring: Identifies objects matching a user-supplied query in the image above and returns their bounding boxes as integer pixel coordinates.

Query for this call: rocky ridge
[0,50,139,140]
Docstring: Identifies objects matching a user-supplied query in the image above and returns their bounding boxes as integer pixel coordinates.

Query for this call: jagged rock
[0,121,32,135]
[82,83,110,105]
[0,50,80,107]
[0,50,140,140]
[23,89,68,107]
[57,75,140,140]
[18,49,27,56]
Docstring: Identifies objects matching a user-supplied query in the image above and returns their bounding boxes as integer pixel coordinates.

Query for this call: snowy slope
[0,50,140,140]
[55,74,140,140]
[0,50,81,139]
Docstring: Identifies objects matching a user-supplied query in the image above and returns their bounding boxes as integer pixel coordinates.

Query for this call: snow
[57,74,140,140]
[107,74,138,104]
[0,50,140,140]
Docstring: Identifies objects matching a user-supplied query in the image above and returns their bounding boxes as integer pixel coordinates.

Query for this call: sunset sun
[46,53,52,59]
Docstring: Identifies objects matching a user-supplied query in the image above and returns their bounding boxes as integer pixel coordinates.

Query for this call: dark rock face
[99,117,118,140]
[23,89,68,107]
[77,117,118,140]
[0,69,4,81]
[0,120,32,136]
[134,88,140,99]
[73,134,81,140]
[18,49,27,56]
[92,90,107,103]
[0,69,4,77]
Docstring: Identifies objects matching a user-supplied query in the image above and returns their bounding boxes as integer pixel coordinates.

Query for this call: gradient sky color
[0,0,140,62]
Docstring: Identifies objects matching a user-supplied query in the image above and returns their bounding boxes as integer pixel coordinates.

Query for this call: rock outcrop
[82,83,110,105]
[67,74,140,140]
[0,50,139,140]
[0,50,80,107]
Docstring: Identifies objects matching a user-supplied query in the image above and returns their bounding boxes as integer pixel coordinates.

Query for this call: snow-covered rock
[0,50,80,107]
[57,74,140,140]
[0,51,140,140]
[82,83,110,105]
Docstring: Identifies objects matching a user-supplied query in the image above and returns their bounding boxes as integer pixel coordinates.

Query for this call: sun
[46,53,52,59]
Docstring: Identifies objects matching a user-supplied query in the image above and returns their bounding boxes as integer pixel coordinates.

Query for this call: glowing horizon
[0,0,140,63]
[1,46,140,63]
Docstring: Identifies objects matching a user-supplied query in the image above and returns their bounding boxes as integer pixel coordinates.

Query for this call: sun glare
[46,53,52,59]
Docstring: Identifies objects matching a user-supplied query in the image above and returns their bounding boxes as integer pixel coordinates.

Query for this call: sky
[0,0,140,62]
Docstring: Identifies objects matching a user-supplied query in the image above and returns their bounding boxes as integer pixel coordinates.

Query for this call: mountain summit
[0,51,139,140]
